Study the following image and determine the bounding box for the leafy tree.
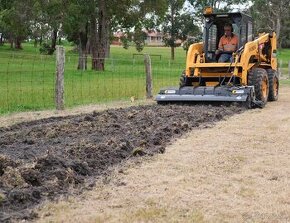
[0,0,34,49]
[249,0,290,48]
[29,0,46,47]
[88,0,168,70]
[162,0,201,60]
[37,0,68,54]
[280,15,290,48]
[121,35,130,49]
[178,13,202,42]
[188,0,248,22]
[182,33,203,52]
[133,27,147,52]
[188,0,248,11]
[62,1,91,70]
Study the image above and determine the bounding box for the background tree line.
[0,0,289,70]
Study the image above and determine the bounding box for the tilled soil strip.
[0,104,244,222]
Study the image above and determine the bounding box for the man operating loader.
[216,23,238,62]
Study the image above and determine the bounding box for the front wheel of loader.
[248,68,269,106]
[179,71,192,88]
[266,69,279,101]
[179,72,186,88]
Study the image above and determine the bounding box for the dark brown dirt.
[0,104,245,222]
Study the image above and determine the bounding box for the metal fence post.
[144,54,153,99]
[55,46,65,110]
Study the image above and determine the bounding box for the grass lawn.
[280,79,290,86]
[0,42,289,114]
[0,43,186,114]
[277,49,290,67]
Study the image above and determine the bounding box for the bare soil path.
[0,100,244,222]
[36,87,290,223]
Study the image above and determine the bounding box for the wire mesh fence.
[1,47,288,115]
[62,53,182,107]
[0,52,55,114]
[0,49,184,114]
[278,59,290,79]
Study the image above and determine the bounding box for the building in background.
[144,30,164,46]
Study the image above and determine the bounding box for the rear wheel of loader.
[248,68,269,106]
[266,69,279,101]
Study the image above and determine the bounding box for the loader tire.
[179,72,192,87]
[248,68,269,106]
[266,69,279,101]
[179,72,186,88]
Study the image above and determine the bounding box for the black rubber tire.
[248,68,269,106]
[179,72,186,88]
[266,69,279,101]
[179,71,192,87]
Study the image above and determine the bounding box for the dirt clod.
[0,192,5,204]
[0,155,18,176]
[132,147,146,156]
[1,167,27,188]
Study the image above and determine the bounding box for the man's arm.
[234,35,239,51]
[216,37,223,54]
[218,37,223,51]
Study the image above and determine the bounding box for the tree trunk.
[96,0,107,71]
[171,46,175,60]
[78,29,88,70]
[40,35,43,46]
[15,37,22,50]
[276,17,281,48]
[86,39,91,54]
[78,45,87,70]
[106,42,110,58]
[49,29,58,55]
[51,29,58,49]
[105,22,111,58]
[90,13,98,70]
[34,38,38,48]
[0,35,3,46]
[9,35,14,48]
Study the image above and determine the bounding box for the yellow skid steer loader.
[156,8,279,108]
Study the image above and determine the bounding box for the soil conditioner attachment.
[157,85,255,103]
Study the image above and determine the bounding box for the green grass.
[277,49,290,68]
[280,79,290,86]
[1,43,289,115]
[0,43,186,114]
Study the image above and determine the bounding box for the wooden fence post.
[144,54,153,99]
[55,46,65,110]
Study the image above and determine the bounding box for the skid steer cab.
[156,7,279,108]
